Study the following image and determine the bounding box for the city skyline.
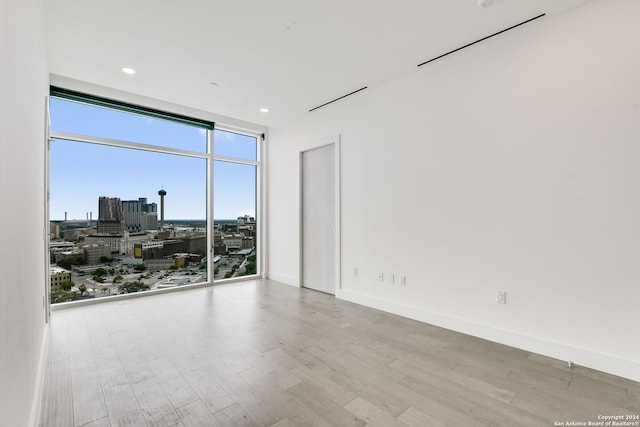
[50,192,254,223]
[49,98,257,220]
[49,183,255,221]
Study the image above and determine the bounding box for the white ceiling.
[44,0,591,128]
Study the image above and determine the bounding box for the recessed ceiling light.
[478,0,502,7]
[260,108,269,113]
[121,67,136,75]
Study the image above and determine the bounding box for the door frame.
[298,135,341,294]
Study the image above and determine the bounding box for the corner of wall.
[29,324,50,427]
[267,272,299,287]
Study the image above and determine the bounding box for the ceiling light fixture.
[478,0,503,7]
[121,67,136,75]
[260,108,269,113]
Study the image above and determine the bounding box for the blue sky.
[49,98,256,220]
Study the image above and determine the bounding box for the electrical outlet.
[378,272,384,282]
[388,273,395,284]
[400,275,407,286]
[496,291,507,304]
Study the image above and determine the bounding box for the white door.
[301,144,335,294]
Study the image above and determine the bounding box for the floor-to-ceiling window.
[47,89,260,304]
[213,130,259,279]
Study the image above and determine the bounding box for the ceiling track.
[417,13,546,68]
[309,86,368,112]
[307,13,544,114]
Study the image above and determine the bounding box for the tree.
[94,267,107,277]
[168,264,178,270]
[56,259,72,270]
[50,285,74,304]
[78,283,87,294]
[61,280,74,291]
[113,275,123,283]
[118,281,150,294]
[213,266,219,275]
[133,264,146,272]
[56,256,85,270]
[100,256,113,263]
[245,261,256,275]
[200,263,207,270]
[224,272,233,279]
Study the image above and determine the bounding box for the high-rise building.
[237,215,256,237]
[50,221,61,239]
[140,198,157,213]
[141,212,158,231]
[122,199,142,232]
[140,198,157,231]
[97,197,124,235]
[101,196,159,234]
[139,197,158,231]
[98,196,121,221]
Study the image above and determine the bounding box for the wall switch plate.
[496,291,507,304]
[378,272,384,282]
[400,275,407,286]
[353,267,358,277]
[388,273,395,284]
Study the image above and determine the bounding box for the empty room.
[1,0,639,426]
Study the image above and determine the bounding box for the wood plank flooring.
[39,279,640,426]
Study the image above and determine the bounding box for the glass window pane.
[50,98,207,152]
[214,129,257,161]
[49,139,207,303]
[213,160,257,279]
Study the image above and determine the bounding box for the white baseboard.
[267,272,298,287]
[29,323,49,427]
[336,289,640,383]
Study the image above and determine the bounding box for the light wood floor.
[40,279,639,427]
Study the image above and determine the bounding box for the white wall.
[0,0,49,425]
[267,0,640,381]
